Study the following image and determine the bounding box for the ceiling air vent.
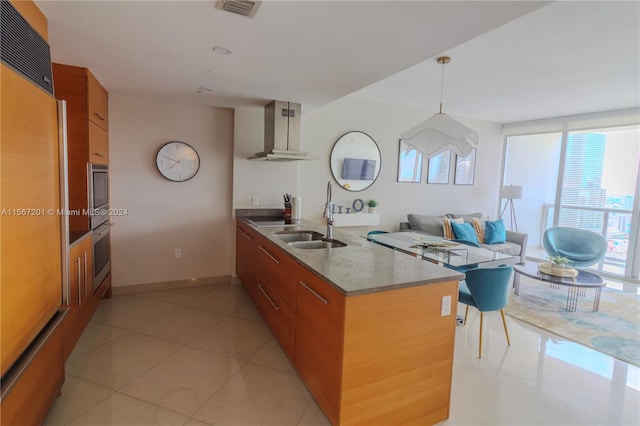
[215,0,261,18]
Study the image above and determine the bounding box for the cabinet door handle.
[94,112,106,121]
[237,228,252,240]
[83,252,88,298]
[257,283,280,311]
[94,153,106,157]
[258,245,280,265]
[77,257,82,306]
[97,223,114,236]
[299,281,329,304]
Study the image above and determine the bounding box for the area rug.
[504,275,640,366]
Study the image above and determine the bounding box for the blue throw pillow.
[450,222,479,245]
[485,219,507,244]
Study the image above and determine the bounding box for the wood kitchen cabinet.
[253,234,297,312]
[251,267,296,359]
[88,120,109,163]
[236,222,255,287]
[235,219,459,425]
[236,222,296,360]
[52,63,110,232]
[52,63,109,163]
[61,234,93,360]
[295,266,345,425]
[86,70,109,130]
[295,267,459,425]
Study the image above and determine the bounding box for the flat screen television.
[342,158,376,180]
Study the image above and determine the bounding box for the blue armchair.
[542,227,607,268]
[459,265,513,358]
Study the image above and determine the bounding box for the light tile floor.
[44,283,639,425]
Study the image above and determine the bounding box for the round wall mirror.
[330,131,381,192]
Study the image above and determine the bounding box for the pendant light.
[401,56,478,158]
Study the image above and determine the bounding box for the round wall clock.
[155,141,200,182]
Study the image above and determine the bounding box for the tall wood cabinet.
[1,1,65,423]
[53,63,112,361]
[52,63,109,232]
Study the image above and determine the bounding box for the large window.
[558,127,639,276]
[503,124,640,280]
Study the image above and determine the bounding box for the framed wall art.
[454,148,476,185]
[397,140,423,183]
[427,151,451,184]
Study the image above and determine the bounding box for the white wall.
[297,96,505,233]
[230,96,505,234]
[109,93,233,287]
[503,133,562,246]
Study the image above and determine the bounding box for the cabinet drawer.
[254,237,296,311]
[87,70,108,129]
[252,270,295,360]
[89,121,109,164]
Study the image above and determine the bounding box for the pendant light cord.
[439,60,446,114]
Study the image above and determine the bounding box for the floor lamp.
[499,185,523,231]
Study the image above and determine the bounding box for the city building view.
[504,125,639,278]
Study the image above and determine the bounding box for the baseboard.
[111,275,234,296]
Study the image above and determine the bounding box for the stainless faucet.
[323,181,334,239]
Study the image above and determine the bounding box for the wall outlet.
[175,248,182,259]
[252,195,259,206]
[441,295,452,316]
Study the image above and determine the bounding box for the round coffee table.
[513,263,606,312]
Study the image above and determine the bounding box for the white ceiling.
[37,1,639,124]
[353,1,640,124]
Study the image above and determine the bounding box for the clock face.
[155,141,200,182]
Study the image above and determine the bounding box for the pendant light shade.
[401,113,478,157]
[401,56,478,158]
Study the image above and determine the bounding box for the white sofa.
[399,212,528,264]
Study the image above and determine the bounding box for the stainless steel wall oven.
[89,163,109,230]
[93,222,112,291]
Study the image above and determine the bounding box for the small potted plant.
[367,199,378,214]
[548,255,571,274]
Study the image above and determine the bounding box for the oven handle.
[94,222,114,240]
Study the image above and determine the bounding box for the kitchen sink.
[288,239,347,250]
[273,230,324,243]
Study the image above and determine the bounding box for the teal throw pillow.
[485,219,507,244]
[450,222,479,245]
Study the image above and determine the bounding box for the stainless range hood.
[249,100,316,161]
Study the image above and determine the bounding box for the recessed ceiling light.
[212,46,233,55]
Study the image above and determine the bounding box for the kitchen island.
[236,215,463,426]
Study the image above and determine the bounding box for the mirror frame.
[330,131,381,192]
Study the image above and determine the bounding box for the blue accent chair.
[459,265,513,358]
[542,227,608,268]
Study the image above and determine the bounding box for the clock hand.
[162,155,179,163]
[169,160,181,170]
